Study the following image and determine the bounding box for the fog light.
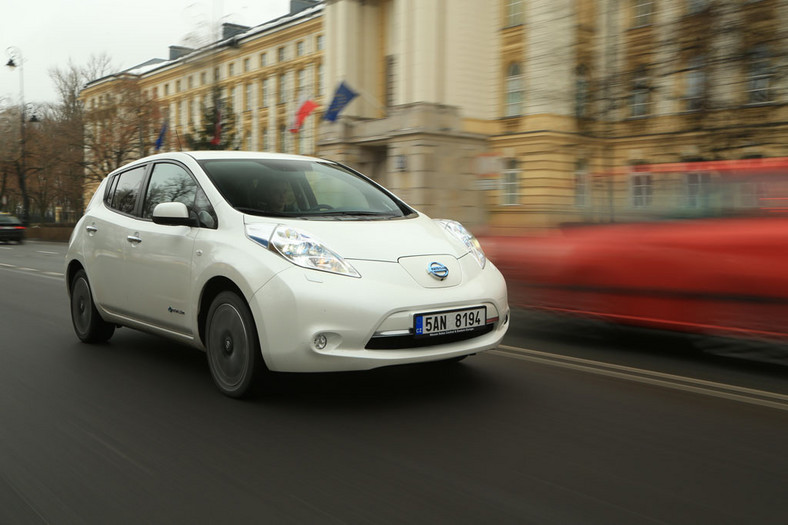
[314,334,328,350]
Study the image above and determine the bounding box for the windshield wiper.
[307,211,399,218]
[234,207,291,218]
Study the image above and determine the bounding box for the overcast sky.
[2,0,291,106]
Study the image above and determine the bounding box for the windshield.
[198,159,415,220]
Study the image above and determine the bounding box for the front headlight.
[246,223,360,278]
[436,219,487,269]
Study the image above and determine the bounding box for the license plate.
[414,307,486,337]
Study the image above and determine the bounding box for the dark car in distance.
[0,214,25,244]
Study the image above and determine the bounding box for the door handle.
[86,225,98,233]
[127,235,143,244]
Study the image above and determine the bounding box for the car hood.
[245,215,468,262]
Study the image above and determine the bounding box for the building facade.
[81,0,788,233]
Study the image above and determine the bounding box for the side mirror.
[152,202,196,226]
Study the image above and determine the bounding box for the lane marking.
[36,250,61,255]
[0,263,64,280]
[493,345,788,412]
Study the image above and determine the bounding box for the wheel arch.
[66,259,86,294]
[197,276,247,347]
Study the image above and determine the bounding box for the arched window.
[505,63,523,117]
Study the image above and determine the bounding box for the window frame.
[630,172,653,208]
[500,159,520,206]
[105,165,148,217]
[505,62,524,118]
[633,0,653,27]
[505,0,524,27]
[141,161,217,229]
[630,67,650,117]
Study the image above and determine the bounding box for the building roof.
[83,1,323,91]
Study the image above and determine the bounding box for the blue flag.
[155,121,168,151]
[323,81,358,122]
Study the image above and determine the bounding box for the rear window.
[0,215,21,225]
[198,159,414,220]
[106,166,147,215]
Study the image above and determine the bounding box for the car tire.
[205,291,262,398]
[70,269,115,343]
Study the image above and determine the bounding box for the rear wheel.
[70,269,115,343]
[205,291,262,398]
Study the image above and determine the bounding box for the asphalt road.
[1,241,787,524]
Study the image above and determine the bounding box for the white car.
[66,151,509,397]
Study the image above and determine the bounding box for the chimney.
[290,0,319,14]
[169,46,194,60]
[222,22,251,40]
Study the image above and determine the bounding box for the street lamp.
[5,46,31,225]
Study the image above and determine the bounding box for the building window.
[279,75,286,104]
[243,58,250,72]
[214,67,220,81]
[245,83,252,111]
[201,72,207,85]
[297,41,304,56]
[686,56,706,111]
[260,52,267,67]
[188,76,194,89]
[164,84,169,96]
[278,46,286,62]
[316,35,324,51]
[280,124,288,153]
[386,56,395,107]
[630,66,650,117]
[688,0,707,14]
[175,80,182,93]
[685,172,710,208]
[506,0,524,26]
[748,45,771,104]
[575,161,589,207]
[505,63,523,117]
[262,128,269,151]
[501,159,520,205]
[633,0,653,27]
[630,173,653,207]
[228,63,235,77]
[297,69,306,99]
[262,78,270,108]
[575,65,589,118]
[317,63,324,97]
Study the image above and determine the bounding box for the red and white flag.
[289,98,318,133]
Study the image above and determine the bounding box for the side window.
[143,163,198,219]
[108,166,146,215]
[143,162,217,228]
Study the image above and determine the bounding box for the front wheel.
[205,291,263,398]
[70,269,115,343]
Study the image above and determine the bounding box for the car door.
[123,161,210,335]
[83,165,148,316]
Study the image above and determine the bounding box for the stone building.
[81,0,788,233]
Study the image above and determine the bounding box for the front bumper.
[248,256,509,372]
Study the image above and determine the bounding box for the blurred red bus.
[482,158,788,341]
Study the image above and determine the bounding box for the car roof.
[132,151,327,165]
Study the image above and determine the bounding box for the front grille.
[365,324,494,350]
